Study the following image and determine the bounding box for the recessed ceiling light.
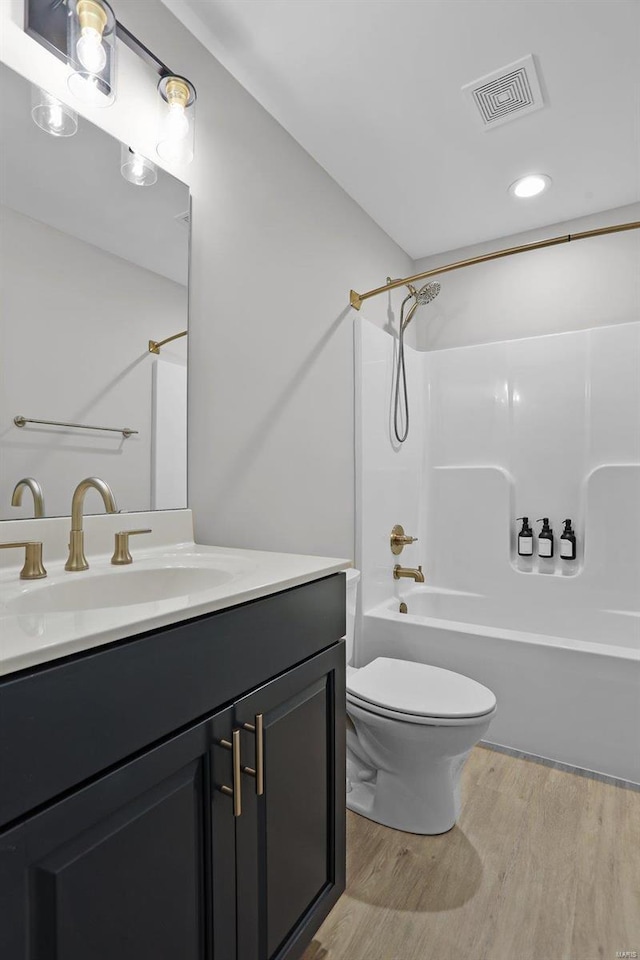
[509,174,552,199]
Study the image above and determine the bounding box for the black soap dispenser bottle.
[536,518,554,558]
[560,519,577,560]
[516,517,534,557]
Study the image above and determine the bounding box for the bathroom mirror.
[0,63,189,520]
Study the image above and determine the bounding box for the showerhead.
[401,280,441,331]
[415,280,441,305]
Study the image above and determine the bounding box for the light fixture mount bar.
[25,0,181,80]
[24,0,68,64]
[115,20,170,78]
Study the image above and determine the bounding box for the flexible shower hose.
[393,297,411,443]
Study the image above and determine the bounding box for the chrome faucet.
[65,477,118,572]
[393,564,425,583]
[11,477,45,518]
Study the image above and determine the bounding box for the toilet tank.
[344,568,360,664]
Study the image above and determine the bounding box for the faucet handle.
[111,529,152,565]
[390,524,418,555]
[0,541,47,580]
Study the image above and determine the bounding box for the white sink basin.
[0,510,349,678]
[4,566,234,614]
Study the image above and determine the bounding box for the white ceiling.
[163,0,640,258]
[0,63,190,285]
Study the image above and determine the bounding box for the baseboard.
[479,739,640,792]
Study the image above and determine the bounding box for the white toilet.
[344,569,497,835]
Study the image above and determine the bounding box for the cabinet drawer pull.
[218,729,242,817]
[241,714,264,796]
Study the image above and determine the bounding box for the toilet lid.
[346,657,496,719]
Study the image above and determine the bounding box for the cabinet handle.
[218,729,242,817]
[241,714,264,796]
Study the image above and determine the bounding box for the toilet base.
[346,701,495,835]
[347,785,457,835]
[347,746,466,835]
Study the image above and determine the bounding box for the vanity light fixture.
[121,144,157,186]
[509,174,552,199]
[67,0,116,107]
[24,0,197,164]
[31,85,78,136]
[156,75,196,164]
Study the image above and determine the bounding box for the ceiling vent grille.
[462,55,544,129]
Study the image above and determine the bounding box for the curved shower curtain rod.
[349,219,640,311]
[148,330,188,354]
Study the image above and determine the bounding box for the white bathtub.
[361,588,640,783]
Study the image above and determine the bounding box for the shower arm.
[349,220,640,311]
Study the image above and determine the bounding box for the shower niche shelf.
[511,554,583,578]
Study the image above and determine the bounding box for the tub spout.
[393,564,425,583]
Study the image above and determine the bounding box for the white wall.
[413,203,640,351]
[0,0,412,559]
[172,14,412,560]
[0,205,186,518]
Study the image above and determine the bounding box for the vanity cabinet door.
[234,641,346,960]
[0,708,236,960]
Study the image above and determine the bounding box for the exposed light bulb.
[121,144,158,186]
[131,155,145,179]
[156,76,195,164]
[165,102,189,141]
[76,26,107,73]
[48,102,64,133]
[67,1,115,106]
[31,87,78,137]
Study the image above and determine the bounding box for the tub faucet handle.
[390,524,418,555]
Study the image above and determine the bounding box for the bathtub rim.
[366,597,639,662]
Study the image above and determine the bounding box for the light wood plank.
[304,746,639,960]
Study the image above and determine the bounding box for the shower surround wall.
[356,317,640,780]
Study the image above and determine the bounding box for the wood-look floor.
[303,745,640,960]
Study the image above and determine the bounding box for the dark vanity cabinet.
[0,574,346,960]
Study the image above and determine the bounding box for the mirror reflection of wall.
[0,63,190,520]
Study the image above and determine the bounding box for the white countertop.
[0,510,350,677]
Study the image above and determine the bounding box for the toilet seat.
[346,657,497,725]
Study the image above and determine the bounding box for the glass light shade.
[31,87,78,137]
[121,145,158,186]
[67,0,116,107]
[156,76,196,165]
